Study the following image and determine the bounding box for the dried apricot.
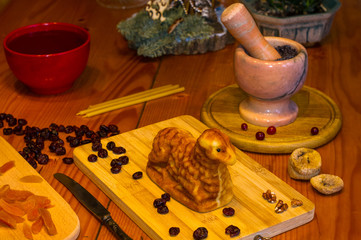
[0,161,15,175]
[23,222,33,240]
[0,198,26,217]
[4,188,34,202]
[31,217,44,234]
[39,208,57,235]
[0,209,17,228]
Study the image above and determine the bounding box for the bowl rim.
[3,22,90,57]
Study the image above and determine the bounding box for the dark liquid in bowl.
[7,30,86,55]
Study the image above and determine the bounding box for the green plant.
[254,0,326,17]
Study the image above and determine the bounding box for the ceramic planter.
[241,0,341,46]
[234,36,308,127]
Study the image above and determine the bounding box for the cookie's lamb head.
[197,128,236,165]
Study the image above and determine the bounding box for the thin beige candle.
[77,85,180,116]
[82,87,185,117]
[88,84,178,109]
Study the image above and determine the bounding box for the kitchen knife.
[54,173,132,240]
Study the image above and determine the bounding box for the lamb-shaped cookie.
[147,127,236,212]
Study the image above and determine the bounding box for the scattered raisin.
[118,156,129,165]
[37,154,49,165]
[62,157,74,164]
[225,225,240,237]
[222,207,235,216]
[132,171,143,179]
[161,193,171,202]
[193,227,208,240]
[110,166,121,174]
[241,123,248,131]
[97,148,108,158]
[106,141,116,150]
[157,205,169,214]
[88,154,98,162]
[112,146,126,155]
[153,198,166,208]
[169,227,180,236]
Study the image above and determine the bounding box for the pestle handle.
[221,3,281,61]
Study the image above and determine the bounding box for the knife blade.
[54,173,132,240]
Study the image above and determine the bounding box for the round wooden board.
[201,84,342,154]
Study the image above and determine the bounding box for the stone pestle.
[221,3,281,61]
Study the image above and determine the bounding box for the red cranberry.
[311,127,319,135]
[267,126,276,135]
[169,227,180,236]
[255,131,265,140]
[241,123,248,131]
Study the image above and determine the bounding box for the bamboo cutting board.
[73,115,314,240]
[0,137,80,240]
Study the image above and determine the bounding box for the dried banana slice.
[310,174,344,195]
[288,148,321,180]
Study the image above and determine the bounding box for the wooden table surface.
[0,0,360,239]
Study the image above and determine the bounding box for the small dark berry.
[132,171,143,180]
[157,205,169,214]
[193,227,208,240]
[88,154,98,162]
[241,123,248,131]
[110,166,121,174]
[161,193,171,202]
[225,225,240,237]
[98,148,108,158]
[112,146,126,155]
[311,127,319,135]
[255,131,265,140]
[153,198,166,208]
[169,227,180,236]
[62,157,74,164]
[222,207,235,216]
[267,126,276,135]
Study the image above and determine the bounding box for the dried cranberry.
[88,154,98,162]
[267,126,276,135]
[157,205,169,214]
[193,227,208,240]
[161,193,171,202]
[311,127,319,135]
[132,171,143,180]
[118,156,129,165]
[110,166,121,174]
[169,227,180,236]
[98,149,108,158]
[112,146,126,155]
[63,157,74,164]
[241,123,248,131]
[153,198,166,208]
[106,141,116,150]
[225,225,240,237]
[255,131,265,140]
[222,207,235,216]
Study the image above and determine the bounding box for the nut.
[274,200,288,213]
[262,189,276,203]
[291,198,303,207]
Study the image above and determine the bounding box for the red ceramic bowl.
[3,22,90,95]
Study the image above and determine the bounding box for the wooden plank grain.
[73,115,314,240]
